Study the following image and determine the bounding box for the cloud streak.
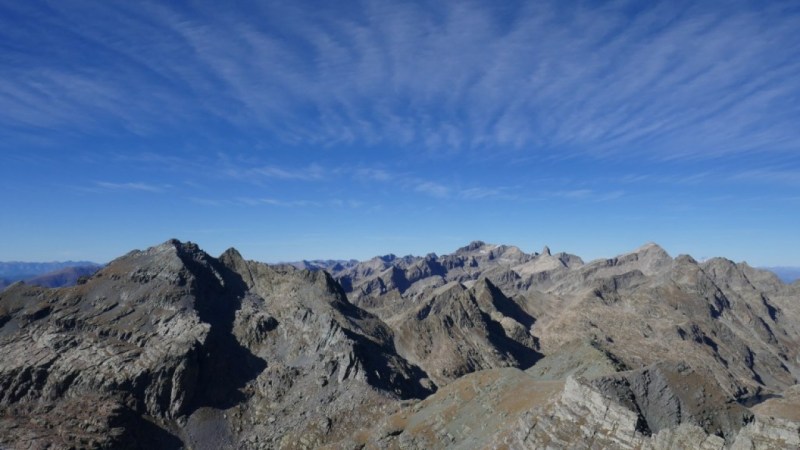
[226,164,328,182]
[414,181,450,199]
[236,197,321,208]
[94,181,166,193]
[1,1,798,161]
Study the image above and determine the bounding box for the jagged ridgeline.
[1,240,799,449]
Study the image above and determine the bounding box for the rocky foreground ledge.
[1,240,799,449]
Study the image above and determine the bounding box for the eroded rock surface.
[0,240,431,449]
[2,239,799,449]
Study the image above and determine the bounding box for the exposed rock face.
[1,239,799,449]
[370,363,794,449]
[329,241,582,310]
[368,367,674,449]
[0,240,431,449]
[366,368,566,449]
[0,241,214,423]
[319,241,800,399]
[588,361,752,440]
[733,385,800,449]
[388,279,540,386]
[221,251,433,448]
[526,339,628,380]
[314,241,800,448]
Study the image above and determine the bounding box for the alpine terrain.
[1,239,799,449]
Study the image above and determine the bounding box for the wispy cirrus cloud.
[226,163,328,182]
[353,168,393,182]
[459,187,503,200]
[351,165,517,201]
[728,168,800,186]
[236,197,321,208]
[414,181,450,199]
[1,1,798,161]
[108,152,329,183]
[612,165,800,188]
[233,196,365,208]
[94,181,167,193]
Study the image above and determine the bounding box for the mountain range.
[1,240,798,449]
[0,261,102,291]
[763,267,800,284]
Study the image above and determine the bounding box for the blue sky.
[1,0,799,265]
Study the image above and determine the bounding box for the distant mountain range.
[286,255,800,285]
[0,261,102,290]
[762,266,800,283]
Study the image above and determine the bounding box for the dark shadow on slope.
[595,363,754,442]
[315,271,436,398]
[176,250,267,412]
[388,266,411,294]
[114,410,184,450]
[479,311,543,370]
[737,392,781,407]
[588,376,653,435]
[341,328,436,399]
[761,294,779,322]
[337,275,353,292]
[482,280,536,329]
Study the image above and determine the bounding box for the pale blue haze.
[1,0,799,265]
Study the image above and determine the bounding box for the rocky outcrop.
[360,239,800,409]
[365,368,565,449]
[0,240,432,449]
[334,240,800,449]
[527,339,628,380]
[365,368,658,449]
[222,255,434,448]
[588,361,753,441]
[326,241,581,312]
[731,384,800,449]
[367,363,793,449]
[0,241,215,423]
[388,279,540,386]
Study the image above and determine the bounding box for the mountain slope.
[0,240,432,449]
[316,241,800,404]
[2,239,799,449]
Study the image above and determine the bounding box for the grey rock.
[3,239,800,449]
[0,240,431,449]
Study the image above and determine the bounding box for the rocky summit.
[1,240,799,449]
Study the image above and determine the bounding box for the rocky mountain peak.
[219,246,244,262]
[456,240,488,254]
[632,242,669,257]
[542,245,552,256]
[0,240,440,448]
[379,253,397,263]
[158,238,205,258]
[219,247,254,288]
[593,241,673,277]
